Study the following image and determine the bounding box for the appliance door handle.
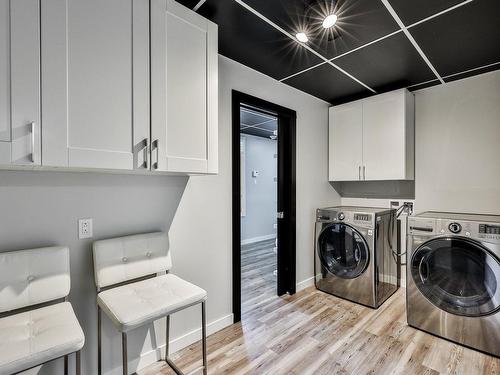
[358,166,361,180]
[419,258,429,284]
[363,166,366,180]
[30,122,36,163]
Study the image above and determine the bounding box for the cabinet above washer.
[329,89,414,182]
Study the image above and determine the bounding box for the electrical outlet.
[78,218,93,239]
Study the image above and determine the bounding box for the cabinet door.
[151,0,218,173]
[0,0,41,166]
[329,102,363,181]
[362,90,408,180]
[41,0,150,170]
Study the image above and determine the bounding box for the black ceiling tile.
[334,32,436,93]
[240,110,275,126]
[198,0,323,80]
[241,127,274,138]
[407,79,441,92]
[282,63,371,104]
[444,65,500,84]
[388,0,464,26]
[258,122,278,132]
[243,0,399,59]
[409,0,500,77]
[175,0,200,10]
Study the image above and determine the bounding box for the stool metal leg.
[122,332,128,375]
[98,306,102,375]
[165,314,170,360]
[202,301,207,375]
[164,301,208,375]
[64,355,69,375]
[76,350,81,375]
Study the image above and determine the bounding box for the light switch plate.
[78,218,93,239]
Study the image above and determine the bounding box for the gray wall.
[240,134,277,242]
[414,69,500,214]
[0,55,338,374]
[0,171,188,374]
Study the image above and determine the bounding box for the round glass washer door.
[317,223,369,279]
[411,236,500,317]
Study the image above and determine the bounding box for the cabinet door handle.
[30,122,36,163]
[358,166,361,180]
[141,138,149,169]
[152,139,159,170]
[363,166,366,180]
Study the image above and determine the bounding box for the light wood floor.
[241,239,276,315]
[139,285,499,375]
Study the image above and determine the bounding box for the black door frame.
[232,90,296,323]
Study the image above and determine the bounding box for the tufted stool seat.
[0,246,84,375]
[97,273,206,332]
[0,302,85,374]
[93,232,208,375]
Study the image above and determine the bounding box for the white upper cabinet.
[151,0,218,174]
[41,0,150,170]
[329,89,414,181]
[328,102,363,181]
[0,0,41,166]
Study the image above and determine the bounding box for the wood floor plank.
[138,239,500,375]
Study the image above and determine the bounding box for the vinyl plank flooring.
[139,286,500,375]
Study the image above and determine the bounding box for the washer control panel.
[409,216,500,243]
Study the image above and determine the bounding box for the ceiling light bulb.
[322,14,337,28]
[295,32,308,43]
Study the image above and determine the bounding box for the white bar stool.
[0,246,84,375]
[92,232,207,375]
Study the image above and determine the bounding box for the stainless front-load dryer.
[407,212,500,357]
[314,206,398,308]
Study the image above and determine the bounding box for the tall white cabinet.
[0,0,41,166]
[329,89,414,181]
[151,0,218,174]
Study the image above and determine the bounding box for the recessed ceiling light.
[295,32,308,43]
[322,14,338,28]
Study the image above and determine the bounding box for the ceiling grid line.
[232,0,377,93]
[279,0,473,84]
[380,0,445,84]
[406,0,473,29]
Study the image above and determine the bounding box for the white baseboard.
[241,234,276,245]
[296,276,315,292]
[106,314,233,375]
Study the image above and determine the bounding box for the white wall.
[0,55,337,375]
[168,54,339,359]
[414,69,500,214]
[0,171,188,375]
[240,134,277,243]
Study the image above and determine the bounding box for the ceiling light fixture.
[322,14,337,28]
[295,32,308,43]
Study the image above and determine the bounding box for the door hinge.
[277,211,284,219]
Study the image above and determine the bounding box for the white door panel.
[151,0,218,174]
[329,102,363,181]
[0,0,40,166]
[362,91,406,180]
[41,0,149,170]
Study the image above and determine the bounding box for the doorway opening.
[232,91,296,323]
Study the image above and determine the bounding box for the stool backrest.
[0,246,70,313]
[93,232,171,290]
